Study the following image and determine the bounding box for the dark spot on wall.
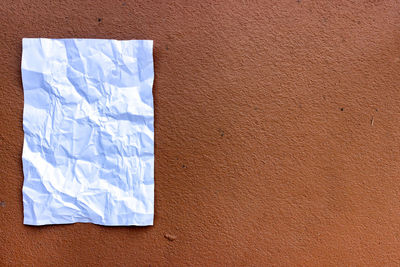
[182,164,186,168]
[98,18,102,22]
[340,108,344,111]
[0,201,5,207]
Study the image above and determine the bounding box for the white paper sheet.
[21,38,154,226]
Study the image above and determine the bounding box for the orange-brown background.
[1,1,400,265]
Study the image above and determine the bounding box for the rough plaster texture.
[1,0,400,266]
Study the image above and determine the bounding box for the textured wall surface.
[1,1,400,266]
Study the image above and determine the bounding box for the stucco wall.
[1,1,400,265]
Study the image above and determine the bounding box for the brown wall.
[1,1,400,266]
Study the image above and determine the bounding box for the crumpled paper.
[21,38,154,226]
